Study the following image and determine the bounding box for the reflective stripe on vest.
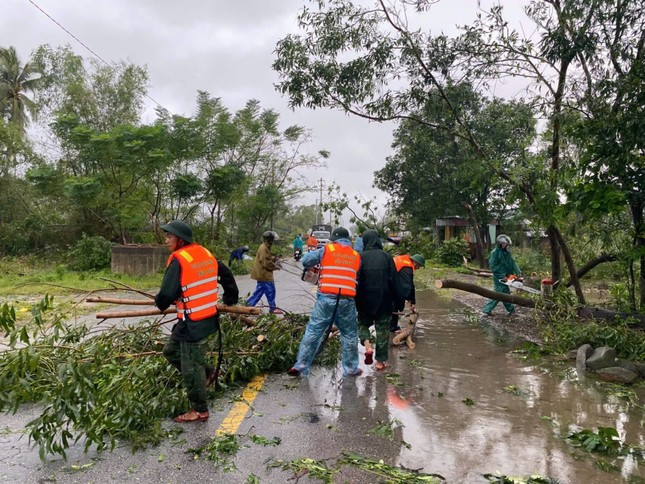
[167,244,219,321]
[394,254,414,272]
[319,243,360,297]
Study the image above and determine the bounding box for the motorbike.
[293,247,302,262]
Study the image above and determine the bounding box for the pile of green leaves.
[338,452,444,483]
[566,427,622,454]
[0,296,338,460]
[269,452,444,483]
[482,474,559,484]
[537,292,645,361]
[269,457,337,483]
[187,433,239,471]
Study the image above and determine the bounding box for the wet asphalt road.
[1,258,644,483]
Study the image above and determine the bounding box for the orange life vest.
[394,254,415,272]
[167,244,219,321]
[319,243,360,297]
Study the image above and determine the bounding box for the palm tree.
[0,46,41,133]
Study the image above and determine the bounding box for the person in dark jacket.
[355,229,400,371]
[155,220,239,423]
[228,245,250,267]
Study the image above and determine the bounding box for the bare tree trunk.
[546,226,561,284]
[215,203,222,241]
[552,227,585,304]
[629,198,644,309]
[435,279,535,307]
[463,203,485,269]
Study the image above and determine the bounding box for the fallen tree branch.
[87,297,159,305]
[434,279,536,307]
[565,253,618,287]
[95,305,261,319]
[98,278,155,299]
[462,257,492,277]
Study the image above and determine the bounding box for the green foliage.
[67,234,112,271]
[268,457,336,483]
[437,239,469,266]
[338,452,444,483]
[0,297,339,460]
[396,232,435,260]
[608,283,632,312]
[511,248,550,277]
[367,419,402,441]
[250,434,281,446]
[187,433,239,470]
[541,318,645,361]
[566,427,621,454]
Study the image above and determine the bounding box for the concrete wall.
[111,245,168,276]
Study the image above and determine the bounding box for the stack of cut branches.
[0,294,338,460]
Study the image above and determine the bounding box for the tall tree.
[273,0,642,303]
[0,46,41,133]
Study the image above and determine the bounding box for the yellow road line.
[216,374,267,435]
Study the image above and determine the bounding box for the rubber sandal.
[364,351,373,365]
[375,362,388,371]
[173,410,209,423]
[348,368,363,377]
[287,367,300,377]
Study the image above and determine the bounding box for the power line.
[25,0,170,114]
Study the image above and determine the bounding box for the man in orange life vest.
[391,253,425,332]
[288,227,362,377]
[155,220,239,423]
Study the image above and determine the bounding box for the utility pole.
[317,178,324,225]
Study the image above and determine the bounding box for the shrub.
[396,232,435,260]
[437,238,469,266]
[67,234,112,271]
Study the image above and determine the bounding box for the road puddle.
[318,289,645,482]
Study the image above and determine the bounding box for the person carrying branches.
[155,220,239,423]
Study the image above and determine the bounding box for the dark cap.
[330,227,350,241]
[160,220,193,243]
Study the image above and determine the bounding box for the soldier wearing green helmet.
[391,253,425,332]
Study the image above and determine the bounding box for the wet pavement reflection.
[340,288,645,482]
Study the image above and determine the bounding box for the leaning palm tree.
[0,46,41,133]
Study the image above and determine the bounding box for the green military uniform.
[156,257,239,412]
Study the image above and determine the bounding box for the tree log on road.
[435,279,536,307]
[95,305,260,319]
[435,279,645,327]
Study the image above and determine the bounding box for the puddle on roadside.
[312,289,645,482]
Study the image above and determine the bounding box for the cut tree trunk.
[435,279,645,327]
[434,279,535,307]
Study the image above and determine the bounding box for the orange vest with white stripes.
[319,243,360,297]
[167,244,219,321]
[394,254,415,272]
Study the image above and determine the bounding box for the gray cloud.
[2,0,528,212]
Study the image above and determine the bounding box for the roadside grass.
[0,256,161,298]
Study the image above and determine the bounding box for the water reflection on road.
[315,288,644,482]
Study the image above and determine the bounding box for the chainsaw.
[500,275,540,295]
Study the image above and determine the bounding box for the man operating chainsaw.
[482,234,522,316]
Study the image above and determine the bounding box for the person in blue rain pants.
[288,227,362,377]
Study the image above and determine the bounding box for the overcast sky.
[2,0,529,212]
